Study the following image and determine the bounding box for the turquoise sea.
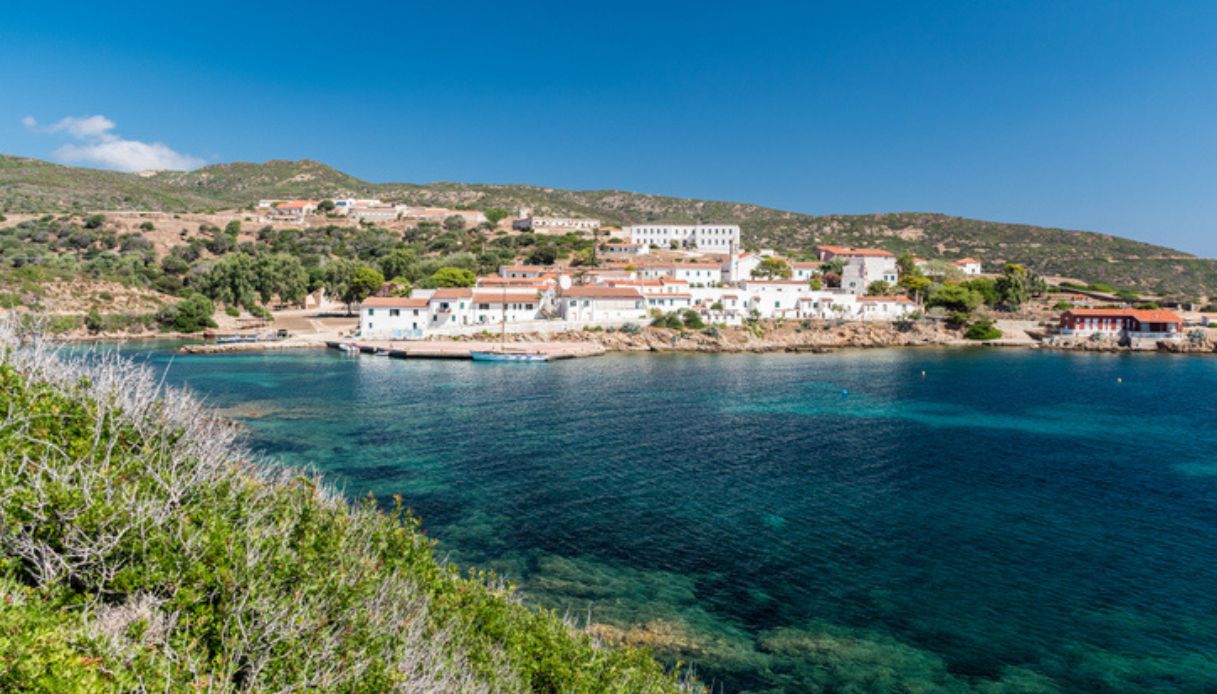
[108,344,1217,692]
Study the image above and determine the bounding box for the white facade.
[645,293,692,311]
[952,258,983,276]
[515,216,601,232]
[791,262,821,282]
[557,287,648,322]
[738,280,814,317]
[627,224,741,252]
[360,297,431,339]
[602,242,649,255]
[841,256,899,295]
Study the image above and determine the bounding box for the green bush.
[680,309,705,329]
[0,331,689,693]
[619,322,641,335]
[225,305,240,317]
[964,319,1003,340]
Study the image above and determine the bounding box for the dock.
[325,340,605,360]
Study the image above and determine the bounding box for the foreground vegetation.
[0,325,691,692]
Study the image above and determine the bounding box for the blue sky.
[2,1,1215,255]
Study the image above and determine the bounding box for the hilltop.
[1,154,1214,299]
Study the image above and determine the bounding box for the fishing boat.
[471,350,549,363]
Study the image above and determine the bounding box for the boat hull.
[470,351,549,363]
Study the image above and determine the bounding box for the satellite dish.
[558,274,573,290]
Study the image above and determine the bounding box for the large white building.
[627,224,741,252]
[557,286,648,323]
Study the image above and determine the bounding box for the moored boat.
[471,350,549,363]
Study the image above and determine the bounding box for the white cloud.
[22,114,204,172]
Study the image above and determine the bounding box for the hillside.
[0,325,690,692]
[1,154,1213,299]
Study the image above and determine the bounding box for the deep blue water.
[108,344,1217,692]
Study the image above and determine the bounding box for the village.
[227,198,1203,357]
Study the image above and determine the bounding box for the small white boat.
[337,342,359,354]
[471,350,549,363]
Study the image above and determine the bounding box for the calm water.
[107,344,1217,692]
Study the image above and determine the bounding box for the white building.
[627,224,741,252]
[951,258,983,276]
[399,207,487,225]
[602,241,649,256]
[856,296,918,321]
[645,292,693,311]
[557,286,648,323]
[791,261,821,282]
[514,216,601,233]
[498,265,555,279]
[738,279,814,318]
[360,296,431,339]
[469,290,546,325]
[722,251,761,284]
[269,200,319,221]
[839,254,899,295]
[349,205,399,222]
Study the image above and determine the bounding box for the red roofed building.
[1059,308,1183,339]
[816,245,896,261]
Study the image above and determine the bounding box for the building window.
[367,309,375,316]
[390,309,400,317]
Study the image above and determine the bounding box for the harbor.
[324,339,605,360]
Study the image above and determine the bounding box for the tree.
[254,253,308,307]
[752,257,793,279]
[84,214,106,229]
[427,267,476,288]
[808,275,823,290]
[927,284,982,313]
[157,293,216,333]
[484,207,510,225]
[961,277,999,306]
[318,200,336,213]
[896,252,922,278]
[443,215,466,233]
[387,278,414,297]
[866,280,892,296]
[964,319,1003,340]
[571,247,598,267]
[378,248,421,283]
[994,263,1031,310]
[526,245,558,266]
[898,275,932,302]
[322,258,368,314]
[224,220,241,240]
[341,267,384,314]
[198,253,259,309]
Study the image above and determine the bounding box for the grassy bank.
[0,326,692,692]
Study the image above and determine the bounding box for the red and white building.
[1058,309,1183,340]
[951,257,983,276]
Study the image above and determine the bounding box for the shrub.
[619,322,641,335]
[680,309,705,329]
[964,319,1003,340]
[225,305,240,317]
[248,304,273,320]
[0,325,690,693]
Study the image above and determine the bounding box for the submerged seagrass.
[0,326,690,692]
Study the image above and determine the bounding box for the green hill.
[0,326,690,692]
[1,154,1213,299]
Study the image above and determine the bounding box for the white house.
[627,224,741,252]
[951,257,983,275]
[797,293,860,320]
[840,255,900,295]
[856,295,918,321]
[514,216,601,233]
[645,292,693,311]
[427,288,475,330]
[602,241,649,256]
[468,290,545,325]
[557,286,648,323]
[360,296,431,339]
[722,251,761,284]
[269,200,319,221]
[791,261,821,282]
[738,279,814,318]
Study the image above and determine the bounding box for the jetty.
[325,340,605,360]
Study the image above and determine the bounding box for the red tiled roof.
[471,291,542,304]
[361,296,429,308]
[275,200,318,209]
[560,286,644,299]
[817,245,895,258]
[953,257,980,264]
[430,288,473,299]
[858,295,914,303]
[1063,308,1182,322]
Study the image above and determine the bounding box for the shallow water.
[111,345,1217,692]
